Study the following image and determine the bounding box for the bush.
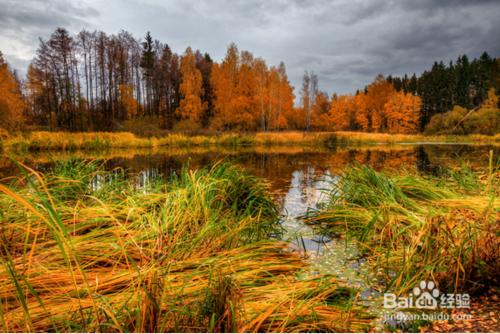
[425,105,500,135]
[463,107,500,135]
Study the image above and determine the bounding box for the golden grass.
[333,131,500,144]
[306,163,500,294]
[0,161,373,332]
[3,130,499,153]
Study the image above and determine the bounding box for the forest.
[1,27,499,136]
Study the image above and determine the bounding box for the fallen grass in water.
[306,160,499,295]
[0,160,372,332]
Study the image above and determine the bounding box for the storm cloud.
[0,0,498,94]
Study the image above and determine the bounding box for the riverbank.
[1,131,500,152]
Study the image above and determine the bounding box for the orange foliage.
[323,76,422,134]
[328,95,353,131]
[210,44,294,131]
[177,47,205,124]
[354,93,368,131]
[384,91,421,134]
[310,92,330,130]
[0,54,24,130]
[210,44,243,130]
[118,84,139,119]
[365,75,395,132]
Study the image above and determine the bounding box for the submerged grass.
[306,160,499,295]
[0,160,371,332]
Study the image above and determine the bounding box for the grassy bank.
[330,131,500,145]
[306,161,499,295]
[2,131,337,152]
[2,131,500,152]
[0,161,371,332]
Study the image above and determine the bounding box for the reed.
[5,131,500,152]
[0,160,372,332]
[331,131,500,144]
[306,163,499,295]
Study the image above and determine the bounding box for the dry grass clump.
[306,162,500,295]
[0,160,371,332]
[8,131,151,151]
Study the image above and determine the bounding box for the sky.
[0,0,499,95]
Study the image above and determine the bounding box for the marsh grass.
[6,131,500,153]
[0,160,371,332]
[306,162,499,295]
[329,131,500,145]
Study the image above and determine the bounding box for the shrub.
[425,101,500,135]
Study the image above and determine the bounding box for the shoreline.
[1,131,500,152]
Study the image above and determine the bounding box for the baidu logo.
[384,280,470,310]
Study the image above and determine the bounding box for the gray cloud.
[0,0,498,95]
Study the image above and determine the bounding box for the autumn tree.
[310,91,330,130]
[176,47,205,128]
[253,58,268,130]
[328,95,354,131]
[270,62,294,130]
[0,52,25,130]
[352,92,368,131]
[118,84,139,119]
[365,75,396,132]
[384,91,421,134]
[233,50,259,129]
[210,43,240,130]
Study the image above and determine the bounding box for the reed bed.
[0,160,371,332]
[4,131,500,153]
[306,162,499,295]
[331,131,500,144]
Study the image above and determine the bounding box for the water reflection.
[137,168,160,190]
[279,166,380,309]
[2,144,497,190]
[280,168,334,253]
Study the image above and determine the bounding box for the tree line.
[0,27,499,135]
[23,28,295,132]
[387,52,500,130]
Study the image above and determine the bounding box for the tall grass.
[331,131,500,145]
[5,131,500,152]
[0,160,371,332]
[306,163,499,295]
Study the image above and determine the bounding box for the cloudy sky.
[0,0,499,94]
